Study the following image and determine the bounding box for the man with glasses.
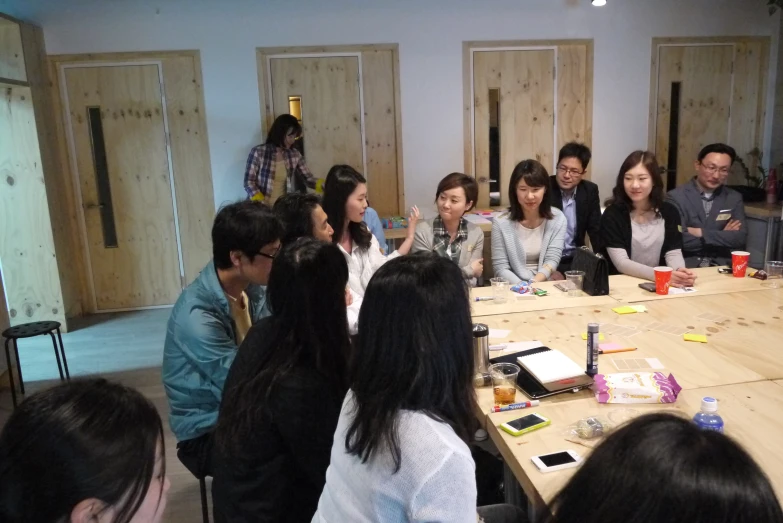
[667,143,747,268]
[549,142,602,272]
[163,200,283,483]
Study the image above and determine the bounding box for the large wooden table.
[473,271,783,514]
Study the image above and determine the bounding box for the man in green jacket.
[162,200,283,478]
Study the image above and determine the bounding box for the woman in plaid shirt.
[243,114,322,204]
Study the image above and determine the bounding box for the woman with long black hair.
[212,237,352,523]
[312,254,525,523]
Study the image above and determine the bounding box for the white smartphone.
[531,450,582,473]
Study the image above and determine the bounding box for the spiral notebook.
[490,346,593,398]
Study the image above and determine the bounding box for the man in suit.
[549,142,602,273]
[666,143,747,268]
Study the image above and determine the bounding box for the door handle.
[84,203,105,209]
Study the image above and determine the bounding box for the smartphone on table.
[638,282,656,293]
[499,413,550,436]
[531,449,582,473]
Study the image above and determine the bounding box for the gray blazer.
[491,208,567,284]
[413,218,484,287]
[666,179,747,267]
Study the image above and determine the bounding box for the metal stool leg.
[12,339,23,395]
[4,338,18,408]
[49,332,65,381]
[199,477,210,523]
[56,328,70,379]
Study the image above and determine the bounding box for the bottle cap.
[587,323,599,333]
[473,323,489,338]
[701,397,718,412]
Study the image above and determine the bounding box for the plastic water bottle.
[693,397,724,433]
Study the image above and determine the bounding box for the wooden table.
[486,381,783,510]
[471,281,619,317]
[609,266,772,303]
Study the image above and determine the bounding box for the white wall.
[4,0,777,215]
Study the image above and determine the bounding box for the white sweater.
[339,235,401,298]
[312,392,478,523]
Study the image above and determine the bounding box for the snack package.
[594,372,681,404]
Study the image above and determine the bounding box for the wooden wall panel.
[557,45,589,178]
[731,41,765,178]
[361,49,399,217]
[676,45,733,187]
[0,18,26,82]
[0,268,8,375]
[472,51,500,208]
[0,84,66,325]
[161,54,215,284]
[20,24,84,320]
[654,46,684,184]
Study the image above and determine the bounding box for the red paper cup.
[731,251,750,278]
[654,266,672,295]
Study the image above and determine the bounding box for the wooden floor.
[0,309,209,522]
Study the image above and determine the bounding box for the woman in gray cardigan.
[492,160,567,284]
[413,173,484,287]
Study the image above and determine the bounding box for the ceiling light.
[592,0,606,5]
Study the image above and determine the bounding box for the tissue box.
[594,372,681,404]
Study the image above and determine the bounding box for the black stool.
[2,321,70,407]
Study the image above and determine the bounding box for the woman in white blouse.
[322,165,419,297]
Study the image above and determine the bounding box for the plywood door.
[64,65,182,310]
[473,50,555,207]
[655,45,734,188]
[269,56,363,181]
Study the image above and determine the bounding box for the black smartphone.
[638,282,656,292]
[718,267,732,274]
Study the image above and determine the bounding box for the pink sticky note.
[599,343,622,351]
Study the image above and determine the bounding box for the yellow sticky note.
[581,333,606,341]
[630,305,648,313]
[684,333,708,343]
[612,306,638,315]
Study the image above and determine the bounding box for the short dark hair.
[0,379,164,523]
[212,200,283,270]
[507,159,553,221]
[697,143,737,165]
[557,142,592,171]
[605,150,665,215]
[435,172,479,212]
[345,254,475,472]
[542,413,783,523]
[265,114,302,148]
[216,237,351,454]
[323,164,373,250]
[272,193,323,245]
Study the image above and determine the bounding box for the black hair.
[216,237,351,453]
[557,142,592,171]
[0,378,165,523]
[697,143,737,165]
[605,150,665,215]
[435,172,479,212]
[212,200,283,270]
[541,413,783,523]
[507,159,554,221]
[272,192,323,245]
[265,114,302,148]
[322,164,373,250]
[345,254,475,472]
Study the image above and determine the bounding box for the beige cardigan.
[412,217,485,287]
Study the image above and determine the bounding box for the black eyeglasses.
[256,245,281,260]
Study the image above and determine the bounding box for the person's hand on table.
[724,219,742,231]
[471,258,484,278]
[687,227,703,237]
[671,268,697,288]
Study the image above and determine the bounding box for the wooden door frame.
[58,60,185,313]
[256,44,405,215]
[647,36,770,153]
[49,50,214,314]
[462,39,594,185]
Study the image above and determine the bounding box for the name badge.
[716,213,731,221]
[467,245,474,253]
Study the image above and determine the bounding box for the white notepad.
[517,349,584,384]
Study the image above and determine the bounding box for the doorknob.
[84,203,105,209]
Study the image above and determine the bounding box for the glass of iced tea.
[488,363,520,405]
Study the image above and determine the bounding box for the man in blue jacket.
[162,200,283,478]
[667,143,747,268]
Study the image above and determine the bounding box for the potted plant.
[729,148,772,202]
[768,0,783,14]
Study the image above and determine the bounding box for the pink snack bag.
[594,372,681,404]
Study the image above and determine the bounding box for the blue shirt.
[363,207,387,254]
[562,188,577,258]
